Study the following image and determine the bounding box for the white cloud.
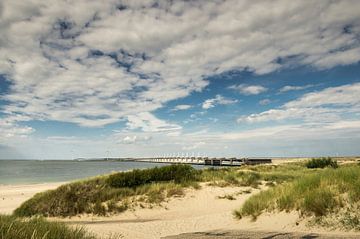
[3,118,360,159]
[0,0,360,132]
[202,94,238,109]
[279,84,314,92]
[239,82,360,123]
[182,141,206,151]
[229,84,267,95]
[171,104,192,111]
[121,135,152,144]
[0,117,34,141]
[259,99,271,105]
[126,112,182,132]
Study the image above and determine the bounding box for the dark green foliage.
[0,214,95,239]
[306,157,338,169]
[107,164,197,188]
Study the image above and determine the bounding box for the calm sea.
[0,160,188,185]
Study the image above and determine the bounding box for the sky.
[0,0,360,159]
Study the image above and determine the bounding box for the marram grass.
[235,164,360,230]
[0,214,95,239]
[14,163,309,217]
[14,165,199,217]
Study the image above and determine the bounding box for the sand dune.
[0,182,63,215]
[1,182,358,238]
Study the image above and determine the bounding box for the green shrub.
[0,214,95,239]
[306,157,338,169]
[107,164,197,188]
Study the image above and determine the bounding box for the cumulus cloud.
[259,99,271,105]
[229,84,268,95]
[0,117,34,141]
[182,141,206,151]
[126,112,182,132]
[221,120,360,144]
[121,135,152,144]
[171,104,192,111]
[202,94,238,109]
[239,82,360,123]
[279,84,314,92]
[0,0,360,132]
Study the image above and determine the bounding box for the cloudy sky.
[1,0,360,159]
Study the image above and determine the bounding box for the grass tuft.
[305,157,338,169]
[235,165,360,230]
[0,214,96,239]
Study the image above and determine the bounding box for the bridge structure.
[135,155,272,166]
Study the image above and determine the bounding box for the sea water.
[0,160,183,185]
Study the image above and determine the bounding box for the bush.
[0,214,95,239]
[107,164,197,188]
[306,157,338,169]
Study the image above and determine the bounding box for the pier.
[134,156,271,166]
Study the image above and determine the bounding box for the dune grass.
[107,164,198,187]
[235,164,360,230]
[305,157,338,169]
[14,163,309,218]
[12,159,360,231]
[14,165,199,217]
[0,214,96,239]
[200,163,306,187]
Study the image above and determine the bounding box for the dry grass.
[235,164,360,230]
[0,214,97,239]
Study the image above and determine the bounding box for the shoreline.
[0,182,64,215]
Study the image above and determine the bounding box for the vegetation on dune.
[200,163,306,187]
[14,158,360,231]
[107,164,198,187]
[305,157,338,169]
[14,162,309,217]
[14,165,199,217]
[235,164,360,230]
[0,214,96,239]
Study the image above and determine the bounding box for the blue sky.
[0,0,360,159]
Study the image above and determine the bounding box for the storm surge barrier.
[134,157,271,166]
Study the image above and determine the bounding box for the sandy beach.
[0,182,64,215]
[1,181,359,239]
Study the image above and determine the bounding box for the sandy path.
[66,185,261,238]
[0,182,64,214]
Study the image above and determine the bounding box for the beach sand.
[0,182,64,214]
[1,181,359,238]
